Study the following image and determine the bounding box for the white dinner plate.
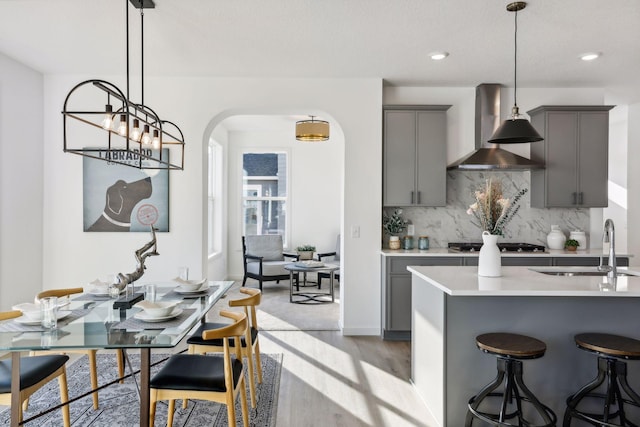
[15,310,72,326]
[89,289,111,296]
[174,284,209,294]
[134,308,183,323]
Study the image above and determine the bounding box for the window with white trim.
[242,151,288,246]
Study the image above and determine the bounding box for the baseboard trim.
[341,327,380,336]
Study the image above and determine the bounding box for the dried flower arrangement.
[467,178,528,236]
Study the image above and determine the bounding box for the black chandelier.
[488,2,543,144]
[62,0,184,171]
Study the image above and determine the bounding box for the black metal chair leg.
[564,358,608,426]
[466,360,506,426]
[513,361,556,426]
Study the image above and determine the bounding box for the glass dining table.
[0,280,234,427]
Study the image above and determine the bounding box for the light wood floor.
[258,330,438,427]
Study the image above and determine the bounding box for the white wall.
[41,76,382,335]
[225,128,342,279]
[0,53,44,310]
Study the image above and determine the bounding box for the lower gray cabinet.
[381,255,631,341]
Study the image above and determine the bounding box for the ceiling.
[0,0,639,92]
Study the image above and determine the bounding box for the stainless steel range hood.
[446,84,544,170]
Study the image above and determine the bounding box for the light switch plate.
[407,224,415,236]
[351,225,360,238]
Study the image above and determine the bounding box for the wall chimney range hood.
[446,84,544,170]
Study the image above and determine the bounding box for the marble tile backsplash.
[386,171,590,248]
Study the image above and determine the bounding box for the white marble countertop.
[407,265,640,296]
[381,248,633,257]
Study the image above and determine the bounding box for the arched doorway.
[202,109,345,327]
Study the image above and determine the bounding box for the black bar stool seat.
[564,333,640,426]
[466,332,557,427]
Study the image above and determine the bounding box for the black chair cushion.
[0,354,69,393]
[187,322,258,348]
[150,354,243,392]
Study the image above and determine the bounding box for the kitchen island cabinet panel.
[410,266,640,427]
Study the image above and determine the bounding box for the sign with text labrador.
[83,148,169,232]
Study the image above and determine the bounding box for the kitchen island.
[409,265,640,426]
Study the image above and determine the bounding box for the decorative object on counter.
[419,236,430,250]
[403,236,414,250]
[296,245,316,260]
[546,225,566,250]
[389,236,401,250]
[569,230,587,251]
[383,208,409,248]
[467,178,527,237]
[478,231,502,277]
[565,239,579,252]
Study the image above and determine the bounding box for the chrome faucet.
[598,219,616,280]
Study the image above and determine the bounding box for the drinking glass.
[41,296,58,329]
[178,266,189,281]
[145,284,157,302]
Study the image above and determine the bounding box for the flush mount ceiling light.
[580,52,601,61]
[295,116,330,142]
[429,51,449,61]
[62,0,184,171]
[488,2,543,144]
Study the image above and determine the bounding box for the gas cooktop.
[448,242,546,253]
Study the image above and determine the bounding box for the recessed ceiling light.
[580,52,601,61]
[429,51,449,61]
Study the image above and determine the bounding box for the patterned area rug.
[0,352,282,426]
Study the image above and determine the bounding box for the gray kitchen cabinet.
[528,105,614,208]
[382,254,630,341]
[383,105,451,207]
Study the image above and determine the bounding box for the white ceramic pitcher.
[478,231,502,277]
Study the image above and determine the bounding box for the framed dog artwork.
[83,148,170,232]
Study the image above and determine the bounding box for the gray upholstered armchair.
[242,235,299,291]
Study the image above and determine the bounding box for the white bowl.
[134,301,178,317]
[173,277,207,291]
[12,303,43,321]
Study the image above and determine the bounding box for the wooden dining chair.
[30,287,125,410]
[149,310,250,427]
[0,310,71,427]
[186,287,262,408]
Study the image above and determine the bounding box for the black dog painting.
[83,149,169,232]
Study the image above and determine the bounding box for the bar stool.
[466,332,557,427]
[564,333,640,426]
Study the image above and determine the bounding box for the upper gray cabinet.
[528,105,614,208]
[383,105,451,207]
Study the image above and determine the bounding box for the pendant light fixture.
[295,116,330,142]
[62,0,185,170]
[488,2,543,144]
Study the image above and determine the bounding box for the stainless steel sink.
[528,267,639,277]
[536,271,634,277]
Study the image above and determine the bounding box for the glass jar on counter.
[403,236,414,250]
[418,236,429,250]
